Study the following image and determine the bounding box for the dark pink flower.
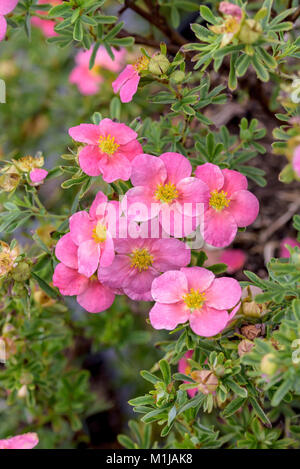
[178,350,197,398]
[31,0,62,38]
[293,145,300,178]
[29,168,48,184]
[150,266,241,337]
[0,0,19,41]
[99,222,191,301]
[0,432,39,449]
[219,2,243,21]
[195,163,259,248]
[68,118,143,182]
[124,152,209,237]
[219,249,246,273]
[280,237,300,258]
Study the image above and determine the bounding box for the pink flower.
[55,192,117,279]
[112,56,149,103]
[219,249,246,273]
[123,153,210,237]
[0,432,39,449]
[219,2,243,20]
[149,266,241,337]
[178,350,197,398]
[69,46,125,96]
[195,163,259,248]
[0,0,19,41]
[68,118,143,182]
[292,145,300,178]
[53,262,115,313]
[31,0,62,38]
[99,222,191,301]
[29,168,48,184]
[280,237,300,258]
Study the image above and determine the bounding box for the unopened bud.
[242,300,262,318]
[241,324,264,340]
[148,54,170,75]
[170,70,185,84]
[191,370,218,394]
[0,173,20,192]
[239,19,262,44]
[260,353,277,376]
[238,339,254,357]
[12,261,31,282]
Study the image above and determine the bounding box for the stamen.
[155,182,179,204]
[92,222,107,243]
[209,190,230,211]
[183,288,206,310]
[133,56,150,73]
[98,134,120,156]
[130,248,153,272]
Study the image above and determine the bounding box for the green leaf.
[200,6,218,25]
[73,19,83,42]
[271,377,294,406]
[251,56,269,82]
[222,397,246,418]
[249,397,271,427]
[159,359,171,385]
[31,272,60,300]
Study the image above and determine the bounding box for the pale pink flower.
[149,266,241,337]
[29,168,48,184]
[124,153,210,237]
[280,237,300,258]
[195,163,259,248]
[292,145,300,178]
[31,0,62,38]
[219,2,243,21]
[112,56,149,103]
[178,350,197,398]
[0,432,39,449]
[68,118,143,182]
[69,46,125,96]
[99,222,191,301]
[0,0,19,41]
[53,262,115,313]
[55,192,117,279]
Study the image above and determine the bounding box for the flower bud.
[238,339,254,357]
[12,261,31,282]
[191,370,218,394]
[170,71,185,84]
[0,172,20,192]
[238,19,262,44]
[148,54,170,75]
[242,300,262,318]
[260,353,277,376]
[241,324,264,340]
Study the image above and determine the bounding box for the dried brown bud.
[191,370,218,394]
[241,324,264,340]
[238,339,254,357]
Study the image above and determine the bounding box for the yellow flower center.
[98,134,120,156]
[155,182,179,204]
[0,252,14,277]
[209,190,230,211]
[183,288,206,310]
[185,365,191,376]
[130,248,153,272]
[133,56,150,73]
[92,222,107,243]
[224,17,240,34]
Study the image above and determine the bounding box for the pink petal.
[112,65,136,93]
[219,249,246,273]
[53,263,88,296]
[98,255,131,290]
[178,350,194,374]
[293,145,300,178]
[55,233,78,269]
[120,74,140,103]
[123,267,157,296]
[195,163,224,192]
[229,189,259,227]
[29,168,48,183]
[0,433,39,450]
[0,0,19,16]
[160,152,192,184]
[149,301,189,330]
[205,277,241,310]
[159,204,198,238]
[221,168,248,196]
[123,286,153,301]
[99,118,138,145]
[68,124,100,144]
[176,177,210,215]
[89,191,108,220]
[219,2,243,20]
[0,16,7,41]
[77,279,115,313]
[189,305,231,337]
[124,186,159,222]
[78,239,100,277]
[98,151,132,183]
[78,145,101,177]
[202,208,237,248]
[99,232,115,267]
[131,153,167,188]
[120,139,143,162]
[151,238,191,271]
[180,266,215,292]
[69,211,94,245]
[151,270,188,304]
